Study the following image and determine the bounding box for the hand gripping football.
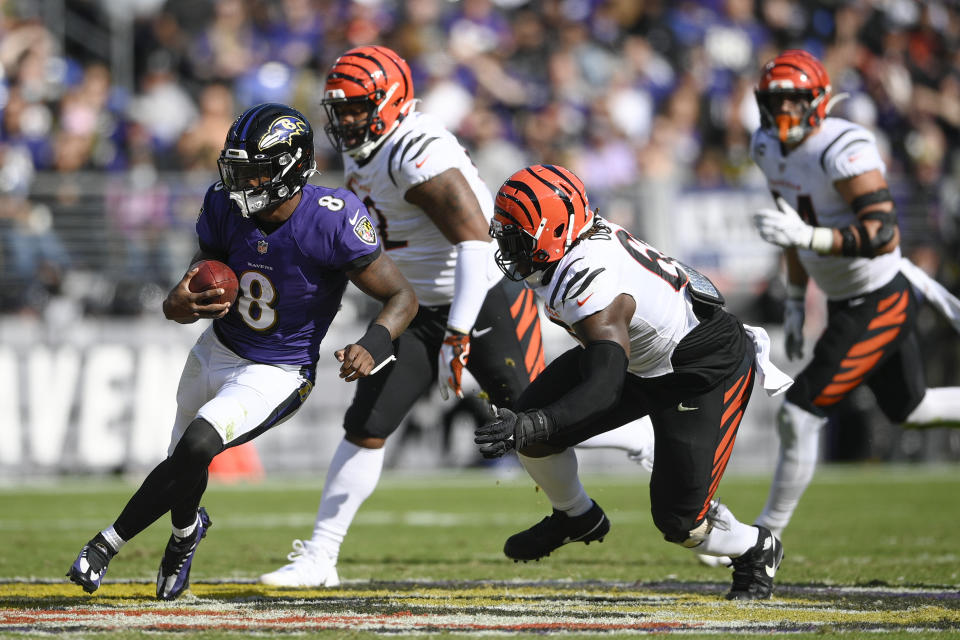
[189,260,239,306]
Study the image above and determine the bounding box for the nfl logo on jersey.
[257,240,269,254]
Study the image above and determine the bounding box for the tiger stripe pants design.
[786,272,925,422]
[344,278,544,439]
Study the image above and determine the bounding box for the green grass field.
[2,464,959,638]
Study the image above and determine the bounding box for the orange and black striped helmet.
[321,45,414,156]
[755,49,832,144]
[490,164,594,282]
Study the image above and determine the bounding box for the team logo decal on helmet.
[217,103,317,217]
[490,164,594,283]
[259,116,308,150]
[321,45,414,159]
[755,49,837,144]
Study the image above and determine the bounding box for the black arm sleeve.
[539,340,629,433]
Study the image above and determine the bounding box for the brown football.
[189,260,239,305]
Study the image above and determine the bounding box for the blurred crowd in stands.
[1,0,958,325]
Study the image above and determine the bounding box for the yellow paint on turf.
[3,582,959,633]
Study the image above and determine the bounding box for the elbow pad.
[841,210,896,258]
[841,189,896,258]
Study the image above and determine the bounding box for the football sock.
[100,526,125,553]
[517,449,592,516]
[755,401,826,536]
[575,417,653,453]
[310,439,385,560]
[698,511,760,557]
[172,512,200,540]
[904,387,960,428]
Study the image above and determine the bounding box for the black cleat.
[504,501,610,562]
[726,525,783,600]
[67,533,116,594]
[156,507,212,600]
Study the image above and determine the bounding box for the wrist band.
[809,227,834,254]
[355,323,394,368]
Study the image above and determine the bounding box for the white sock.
[310,438,385,560]
[100,526,125,553]
[904,388,960,427]
[171,513,199,540]
[576,417,654,453]
[697,506,760,557]
[517,448,592,516]
[755,401,826,536]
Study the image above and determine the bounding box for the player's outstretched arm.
[162,249,231,323]
[336,252,417,381]
[475,294,634,458]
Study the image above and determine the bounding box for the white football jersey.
[341,110,497,306]
[533,220,701,378]
[750,117,901,300]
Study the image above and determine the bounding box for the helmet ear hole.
[554,223,565,238]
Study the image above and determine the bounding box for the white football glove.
[753,197,833,253]
[438,329,470,400]
[783,297,805,361]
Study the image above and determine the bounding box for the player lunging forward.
[475,164,793,600]
[67,103,416,600]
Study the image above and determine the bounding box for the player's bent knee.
[345,433,386,449]
[171,418,224,468]
[196,395,249,443]
[661,518,711,548]
[653,508,706,547]
[517,442,565,458]
[777,401,827,448]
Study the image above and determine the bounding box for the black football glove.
[474,407,552,458]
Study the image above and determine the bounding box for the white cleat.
[259,540,341,587]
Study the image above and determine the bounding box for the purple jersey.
[196,183,381,366]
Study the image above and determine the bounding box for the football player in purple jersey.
[66,103,417,601]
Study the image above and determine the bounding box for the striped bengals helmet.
[755,49,831,144]
[321,45,414,158]
[490,164,594,283]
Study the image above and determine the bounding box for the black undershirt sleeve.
[539,340,629,433]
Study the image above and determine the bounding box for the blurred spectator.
[176,83,234,171]
[190,0,268,83]
[127,53,197,165]
[105,121,174,292]
[458,105,528,191]
[0,0,957,336]
[0,140,70,313]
